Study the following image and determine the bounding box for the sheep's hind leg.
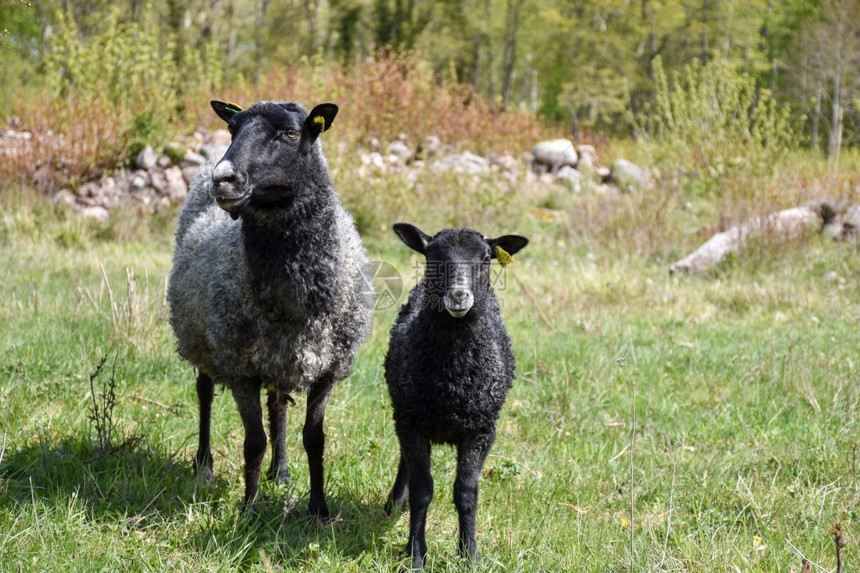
[193,371,215,482]
[303,374,335,518]
[454,432,495,562]
[231,384,267,515]
[266,389,290,485]
[403,434,433,570]
[384,454,409,516]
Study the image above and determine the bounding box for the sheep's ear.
[393,223,432,255]
[487,235,529,259]
[211,100,243,124]
[300,103,338,154]
[306,103,338,135]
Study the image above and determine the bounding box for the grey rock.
[151,171,168,193]
[575,145,598,168]
[131,171,149,190]
[164,166,188,200]
[181,150,207,167]
[610,158,647,191]
[182,165,202,185]
[199,144,229,162]
[433,152,490,175]
[532,139,577,170]
[136,145,158,170]
[52,190,76,207]
[596,166,611,181]
[81,206,110,221]
[205,129,232,146]
[387,140,413,161]
[556,165,582,191]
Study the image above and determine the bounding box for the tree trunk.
[501,0,524,111]
[828,73,843,161]
[812,86,821,150]
[254,0,271,83]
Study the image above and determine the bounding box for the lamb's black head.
[208,100,338,218]
[393,223,529,318]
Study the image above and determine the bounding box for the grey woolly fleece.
[168,154,372,394]
[384,279,516,443]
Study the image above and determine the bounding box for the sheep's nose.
[211,160,242,192]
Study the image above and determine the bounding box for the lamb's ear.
[300,103,338,154]
[211,100,243,124]
[393,223,432,255]
[487,235,529,258]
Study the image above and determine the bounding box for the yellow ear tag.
[313,115,328,131]
[224,101,244,113]
[496,245,515,267]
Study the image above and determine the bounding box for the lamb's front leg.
[303,374,335,518]
[231,384,266,515]
[403,434,433,570]
[454,431,495,561]
[266,389,290,485]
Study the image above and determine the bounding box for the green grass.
[1,169,859,572]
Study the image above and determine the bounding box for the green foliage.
[41,1,222,158]
[633,56,798,197]
[0,1,43,114]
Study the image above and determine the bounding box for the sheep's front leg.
[303,375,335,518]
[266,389,290,485]
[384,454,409,516]
[454,431,495,562]
[231,384,266,514]
[194,372,215,482]
[402,434,433,570]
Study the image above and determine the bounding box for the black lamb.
[167,100,372,517]
[383,223,529,569]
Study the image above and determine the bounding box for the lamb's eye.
[285,129,300,140]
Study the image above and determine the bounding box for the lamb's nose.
[450,289,470,304]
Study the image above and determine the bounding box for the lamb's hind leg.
[454,431,495,562]
[194,371,215,482]
[303,374,335,518]
[266,389,290,485]
[231,384,266,514]
[384,454,409,516]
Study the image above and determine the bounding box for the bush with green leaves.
[632,56,798,197]
[42,1,222,158]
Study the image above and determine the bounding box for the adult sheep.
[167,100,372,517]
[383,223,528,569]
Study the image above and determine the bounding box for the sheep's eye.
[284,129,300,140]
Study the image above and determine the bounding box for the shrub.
[632,56,798,199]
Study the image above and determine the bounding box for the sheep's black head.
[208,100,338,218]
[393,223,529,318]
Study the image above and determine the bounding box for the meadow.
[1,135,859,572]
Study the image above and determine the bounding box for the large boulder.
[532,139,577,171]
